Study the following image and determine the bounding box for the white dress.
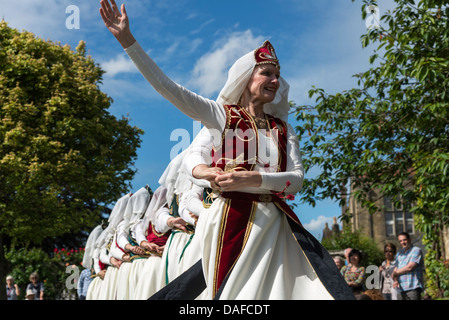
[85,252,104,300]
[125,42,353,300]
[96,243,116,300]
[152,204,191,289]
[132,219,163,300]
[97,266,119,300]
[115,222,148,300]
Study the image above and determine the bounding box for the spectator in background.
[341,249,365,296]
[333,256,344,271]
[26,272,44,300]
[6,275,20,300]
[25,289,36,300]
[379,242,398,300]
[77,268,93,300]
[393,232,424,300]
[344,248,352,266]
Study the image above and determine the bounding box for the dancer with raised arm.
[99,0,354,300]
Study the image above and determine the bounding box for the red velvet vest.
[210,105,294,297]
[146,222,171,247]
[211,105,288,173]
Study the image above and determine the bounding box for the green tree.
[322,226,384,268]
[294,0,449,298]
[0,22,143,299]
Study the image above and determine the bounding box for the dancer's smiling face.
[244,64,280,105]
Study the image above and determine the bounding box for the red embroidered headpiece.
[254,40,280,69]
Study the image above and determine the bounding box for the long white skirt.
[86,276,103,300]
[126,258,147,300]
[178,216,207,275]
[156,231,194,289]
[115,262,132,300]
[97,266,119,300]
[200,198,334,300]
[133,255,162,300]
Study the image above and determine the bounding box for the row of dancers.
[82,139,217,300]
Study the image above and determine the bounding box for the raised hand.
[99,0,135,48]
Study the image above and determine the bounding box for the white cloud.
[188,30,265,98]
[1,0,63,37]
[101,54,139,78]
[0,0,101,42]
[303,215,334,232]
[190,18,215,35]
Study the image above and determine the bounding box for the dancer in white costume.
[86,234,108,299]
[175,131,216,278]
[134,186,173,298]
[97,193,131,300]
[81,224,103,299]
[132,186,169,299]
[154,149,202,289]
[100,0,354,300]
[151,190,187,291]
[131,218,163,299]
[115,187,152,299]
[82,224,103,271]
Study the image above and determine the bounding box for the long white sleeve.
[109,233,125,261]
[133,219,147,246]
[125,41,226,133]
[259,124,304,194]
[183,184,205,217]
[153,206,171,234]
[184,129,214,177]
[117,230,130,252]
[178,190,201,224]
[92,249,101,274]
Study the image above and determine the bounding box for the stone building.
[341,185,424,252]
[321,217,341,242]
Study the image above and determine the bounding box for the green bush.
[423,249,449,300]
[5,246,85,300]
[321,226,384,268]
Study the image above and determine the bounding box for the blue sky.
[0,0,396,239]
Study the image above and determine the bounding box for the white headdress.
[105,193,131,235]
[82,224,104,269]
[120,187,152,233]
[159,126,211,205]
[216,40,290,121]
[142,185,168,228]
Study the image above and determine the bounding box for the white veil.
[105,193,131,235]
[82,224,104,269]
[159,126,211,205]
[142,185,168,228]
[216,42,290,121]
[120,187,152,234]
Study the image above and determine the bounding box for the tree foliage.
[294,0,449,297]
[322,226,384,268]
[5,246,85,300]
[0,22,143,298]
[0,21,143,244]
